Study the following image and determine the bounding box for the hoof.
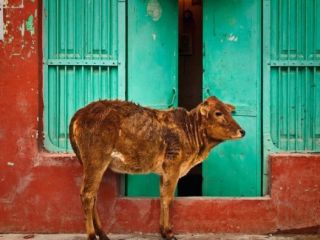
[162,236,177,240]
[98,233,110,240]
[96,228,110,240]
[87,233,97,240]
[160,227,177,240]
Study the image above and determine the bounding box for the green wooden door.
[126,0,178,197]
[202,0,262,196]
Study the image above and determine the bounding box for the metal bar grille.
[45,59,118,66]
[43,0,124,152]
[269,0,320,152]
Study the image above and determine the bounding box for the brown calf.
[69,96,245,240]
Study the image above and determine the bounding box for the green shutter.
[263,0,320,193]
[126,0,178,197]
[202,0,262,196]
[43,0,126,152]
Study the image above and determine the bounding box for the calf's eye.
[215,111,223,117]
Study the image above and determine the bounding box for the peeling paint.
[152,33,156,40]
[3,0,8,8]
[26,15,34,35]
[227,33,238,42]
[7,162,14,166]
[19,21,25,37]
[16,93,29,114]
[16,173,34,194]
[17,137,27,158]
[3,21,9,36]
[147,0,162,21]
[3,0,24,8]
[0,173,34,204]
[0,1,3,40]
[6,35,13,44]
[33,153,78,167]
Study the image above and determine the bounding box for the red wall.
[0,0,319,234]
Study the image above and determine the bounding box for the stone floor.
[0,234,319,240]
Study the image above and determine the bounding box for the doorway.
[177,0,203,196]
[126,0,262,197]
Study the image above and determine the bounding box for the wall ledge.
[33,151,78,167]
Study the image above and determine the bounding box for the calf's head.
[199,96,245,141]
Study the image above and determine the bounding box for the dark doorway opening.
[177,0,203,197]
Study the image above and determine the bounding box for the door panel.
[202,0,261,196]
[126,0,178,197]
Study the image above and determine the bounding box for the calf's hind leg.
[81,159,110,240]
[93,198,109,240]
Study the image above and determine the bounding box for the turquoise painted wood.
[263,0,320,194]
[126,0,178,197]
[43,0,126,152]
[202,0,262,196]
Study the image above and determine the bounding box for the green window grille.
[264,0,320,152]
[263,0,320,192]
[43,0,126,152]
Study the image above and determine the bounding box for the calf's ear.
[200,101,210,117]
[225,103,235,112]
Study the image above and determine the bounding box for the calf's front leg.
[160,173,179,240]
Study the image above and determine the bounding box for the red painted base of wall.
[0,154,319,234]
[0,0,319,235]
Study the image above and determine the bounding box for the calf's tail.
[69,115,83,166]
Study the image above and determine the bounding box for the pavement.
[0,234,319,240]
